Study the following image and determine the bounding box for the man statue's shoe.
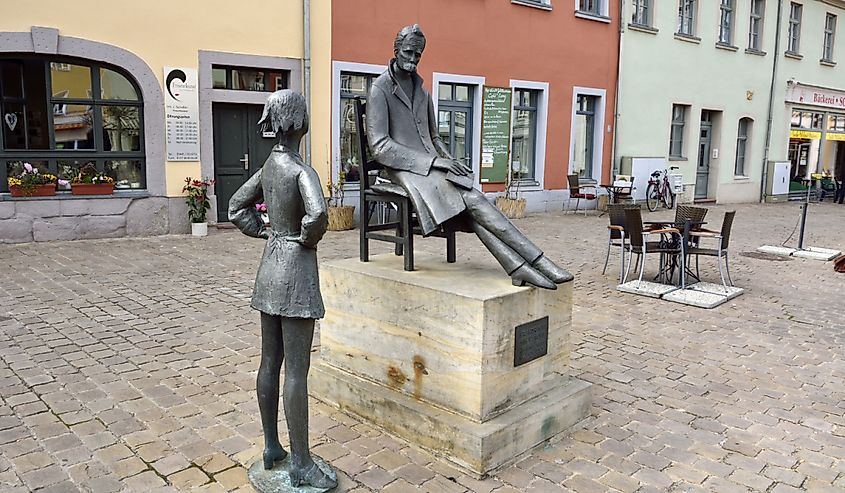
[533,256,574,284]
[511,264,557,290]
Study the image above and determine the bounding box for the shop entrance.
[212,103,277,222]
[695,111,713,199]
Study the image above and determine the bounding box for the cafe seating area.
[606,203,744,308]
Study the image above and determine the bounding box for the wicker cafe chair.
[674,205,709,233]
[687,210,736,290]
[354,98,456,272]
[624,207,683,287]
[565,174,597,215]
[602,204,629,283]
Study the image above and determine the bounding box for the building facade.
[616,0,845,204]
[331,0,620,212]
[0,0,331,243]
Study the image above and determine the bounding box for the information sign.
[164,67,200,161]
[480,86,513,184]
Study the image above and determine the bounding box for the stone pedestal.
[311,254,591,477]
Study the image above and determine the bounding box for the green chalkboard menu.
[480,86,513,184]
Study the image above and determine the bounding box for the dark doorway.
[213,103,277,221]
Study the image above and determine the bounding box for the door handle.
[239,153,249,170]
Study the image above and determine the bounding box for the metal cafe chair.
[353,97,456,271]
[602,204,630,283]
[623,207,683,287]
[565,174,598,215]
[687,210,736,291]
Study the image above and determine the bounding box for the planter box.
[495,197,526,219]
[328,205,355,231]
[9,184,56,197]
[71,183,115,196]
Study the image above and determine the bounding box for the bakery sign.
[786,83,845,109]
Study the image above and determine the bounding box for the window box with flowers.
[6,162,60,197]
[69,163,115,195]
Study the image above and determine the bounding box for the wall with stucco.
[0,0,332,199]
[616,0,777,204]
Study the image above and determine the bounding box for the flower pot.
[71,183,115,196]
[191,222,208,237]
[495,197,526,219]
[9,184,56,197]
[327,205,355,231]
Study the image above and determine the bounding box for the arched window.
[735,118,752,177]
[0,56,145,192]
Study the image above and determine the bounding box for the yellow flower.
[8,178,22,186]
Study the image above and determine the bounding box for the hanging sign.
[164,67,200,161]
[790,129,822,140]
[479,86,513,184]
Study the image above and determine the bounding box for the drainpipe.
[303,0,312,165]
[760,0,784,202]
[611,0,625,177]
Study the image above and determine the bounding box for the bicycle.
[646,166,679,212]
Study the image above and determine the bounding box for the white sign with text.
[164,67,200,161]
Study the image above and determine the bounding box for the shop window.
[0,57,145,193]
[438,83,474,170]
[632,0,652,26]
[748,0,765,51]
[735,118,752,176]
[719,0,735,45]
[511,88,540,182]
[827,114,845,132]
[211,65,288,92]
[791,110,823,130]
[678,0,697,36]
[787,2,802,54]
[338,72,376,184]
[823,13,837,62]
[669,104,689,158]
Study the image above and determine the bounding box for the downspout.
[760,0,784,202]
[303,0,312,165]
[611,0,625,177]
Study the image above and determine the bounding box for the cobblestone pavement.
[1,201,844,492]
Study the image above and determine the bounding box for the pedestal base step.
[311,362,591,478]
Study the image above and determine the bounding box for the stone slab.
[318,254,573,422]
[311,361,590,478]
[248,455,336,492]
[663,289,729,309]
[616,280,678,298]
[793,247,841,261]
[686,282,744,301]
[757,245,797,257]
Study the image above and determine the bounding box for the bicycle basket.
[668,174,684,194]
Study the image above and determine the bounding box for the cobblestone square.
[1,202,844,492]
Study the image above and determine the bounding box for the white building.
[615,0,845,204]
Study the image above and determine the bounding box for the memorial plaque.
[513,316,549,367]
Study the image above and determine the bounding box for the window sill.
[715,42,739,52]
[820,59,837,67]
[733,175,751,181]
[674,33,701,44]
[0,190,150,201]
[574,11,611,23]
[745,48,767,56]
[628,23,658,34]
[668,156,687,162]
[510,0,552,11]
[784,51,803,60]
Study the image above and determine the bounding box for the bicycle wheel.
[663,187,676,209]
[646,183,659,212]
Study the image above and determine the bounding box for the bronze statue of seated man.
[366,24,572,289]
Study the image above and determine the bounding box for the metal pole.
[303,0,312,165]
[797,181,810,249]
[760,0,784,202]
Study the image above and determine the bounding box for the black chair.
[354,98,456,271]
[623,207,683,286]
[602,204,629,283]
[688,210,736,289]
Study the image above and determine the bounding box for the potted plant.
[326,170,355,231]
[495,165,527,219]
[183,176,214,236]
[70,163,115,195]
[7,162,59,197]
